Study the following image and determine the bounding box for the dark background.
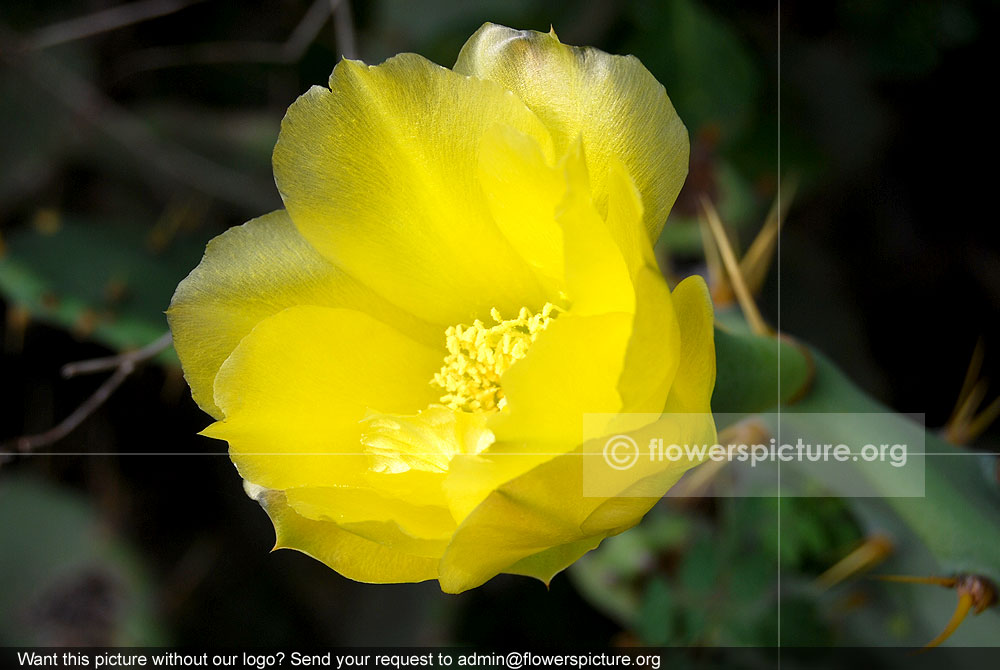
[1,0,997,655]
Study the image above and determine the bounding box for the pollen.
[432,303,560,412]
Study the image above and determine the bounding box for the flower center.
[360,406,493,473]
[432,303,559,412]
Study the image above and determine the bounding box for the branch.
[25,0,206,51]
[332,0,356,60]
[114,0,334,77]
[0,24,275,214]
[62,331,172,378]
[0,332,173,464]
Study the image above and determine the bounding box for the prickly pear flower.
[167,23,716,593]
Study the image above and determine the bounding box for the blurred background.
[1,0,998,660]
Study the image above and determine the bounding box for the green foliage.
[659,160,761,257]
[711,321,812,417]
[572,494,857,646]
[789,348,1000,587]
[0,476,164,645]
[0,217,210,357]
[627,0,759,143]
[577,324,1000,648]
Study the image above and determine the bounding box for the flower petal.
[477,124,565,289]
[203,306,442,490]
[558,143,634,317]
[273,54,556,325]
[255,488,438,584]
[604,161,682,413]
[503,536,604,586]
[166,210,436,418]
[489,312,630,446]
[285,487,454,544]
[455,23,689,241]
[438,450,589,593]
[487,144,633,446]
[663,275,717,412]
[440,413,717,593]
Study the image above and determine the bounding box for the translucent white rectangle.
[581,412,926,498]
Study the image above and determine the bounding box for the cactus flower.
[167,23,716,593]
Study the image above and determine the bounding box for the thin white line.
[4,451,991,457]
[776,0,783,657]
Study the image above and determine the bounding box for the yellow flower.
[167,23,716,593]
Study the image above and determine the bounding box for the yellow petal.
[166,210,436,418]
[439,450,589,593]
[604,158,656,275]
[256,488,438,584]
[618,266,681,414]
[485,145,633,445]
[558,142,634,317]
[489,312,631,446]
[284,487,454,558]
[604,159,682,413]
[443,449,550,526]
[204,306,442,490]
[456,23,689,241]
[577,414,716,535]
[504,536,604,586]
[273,54,555,326]
[477,124,565,288]
[663,275,717,412]
[441,413,717,593]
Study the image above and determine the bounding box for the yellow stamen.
[360,406,494,474]
[432,303,559,412]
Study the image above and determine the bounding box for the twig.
[114,0,334,77]
[0,332,172,464]
[62,331,172,378]
[332,0,356,60]
[0,24,275,214]
[1,366,130,462]
[25,0,206,51]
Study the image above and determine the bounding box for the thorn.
[953,380,988,432]
[948,338,985,426]
[31,207,62,236]
[4,304,30,354]
[669,420,770,498]
[697,212,729,303]
[944,339,999,444]
[874,573,996,649]
[700,196,770,335]
[872,574,957,587]
[965,396,1000,443]
[104,277,129,304]
[71,307,100,338]
[815,534,892,590]
[740,175,798,295]
[922,593,973,650]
